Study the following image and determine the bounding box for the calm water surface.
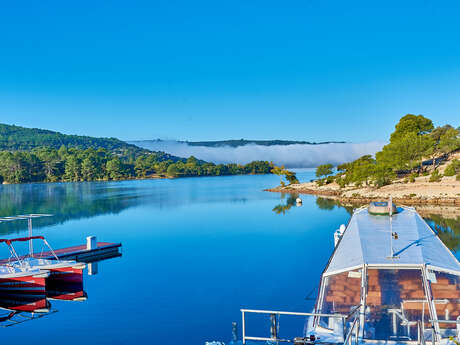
[0,172,458,344]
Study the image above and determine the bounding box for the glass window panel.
[318,269,361,336]
[364,269,429,341]
[430,270,460,339]
[321,270,362,315]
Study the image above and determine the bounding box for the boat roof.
[324,206,460,276]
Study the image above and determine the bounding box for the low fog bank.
[130,141,385,168]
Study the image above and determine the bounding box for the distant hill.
[131,139,346,148]
[0,125,274,184]
[0,123,144,152]
[0,123,183,162]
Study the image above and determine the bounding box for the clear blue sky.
[0,1,459,142]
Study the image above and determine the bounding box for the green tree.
[81,156,98,181]
[315,164,333,178]
[426,125,460,169]
[64,155,81,181]
[390,114,434,142]
[106,157,123,180]
[166,163,179,177]
[134,156,147,177]
[35,148,62,182]
[271,165,286,186]
[444,159,460,176]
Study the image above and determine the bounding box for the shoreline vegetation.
[267,114,460,206]
[0,123,272,184]
[0,146,273,184]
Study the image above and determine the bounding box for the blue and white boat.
[241,202,460,345]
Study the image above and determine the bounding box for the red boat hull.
[48,267,83,283]
[46,280,86,301]
[0,295,49,312]
[0,275,46,297]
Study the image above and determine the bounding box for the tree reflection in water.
[272,195,460,253]
[272,193,299,215]
[425,214,460,252]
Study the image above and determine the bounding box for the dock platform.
[0,241,122,264]
[44,242,122,262]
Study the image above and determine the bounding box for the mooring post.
[87,236,97,250]
[88,261,98,275]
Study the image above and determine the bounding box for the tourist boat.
[240,201,460,345]
[0,236,86,283]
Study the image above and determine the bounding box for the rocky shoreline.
[265,175,460,207]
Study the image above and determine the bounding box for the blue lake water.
[0,172,457,344]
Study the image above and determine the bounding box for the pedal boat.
[0,236,85,283]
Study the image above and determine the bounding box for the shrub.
[409,172,418,183]
[429,170,442,182]
[337,178,346,188]
[445,165,456,176]
[325,176,334,184]
[422,171,429,176]
[316,179,324,187]
[444,159,460,176]
[457,173,460,181]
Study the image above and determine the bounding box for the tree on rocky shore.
[271,164,299,186]
[322,114,460,188]
[315,164,333,178]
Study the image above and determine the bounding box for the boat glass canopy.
[314,206,460,343]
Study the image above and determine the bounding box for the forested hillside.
[0,123,145,153]
[0,124,273,183]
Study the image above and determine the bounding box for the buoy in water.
[296,197,302,204]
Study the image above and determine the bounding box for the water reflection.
[272,194,299,215]
[425,215,460,252]
[272,196,460,253]
[0,254,116,328]
[0,182,143,234]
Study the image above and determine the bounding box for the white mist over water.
[131,141,385,168]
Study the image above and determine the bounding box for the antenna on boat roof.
[389,196,393,257]
[0,214,53,257]
[387,196,399,259]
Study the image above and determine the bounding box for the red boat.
[0,267,49,297]
[0,236,86,284]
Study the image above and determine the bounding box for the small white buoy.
[296,197,302,204]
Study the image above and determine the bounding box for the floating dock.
[0,215,122,264]
[0,237,122,264]
[43,241,122,262]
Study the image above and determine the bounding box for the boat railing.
[425,318,460,344]
[240,307,361,344]
[417,320,427,345]
[343,316,360,345]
